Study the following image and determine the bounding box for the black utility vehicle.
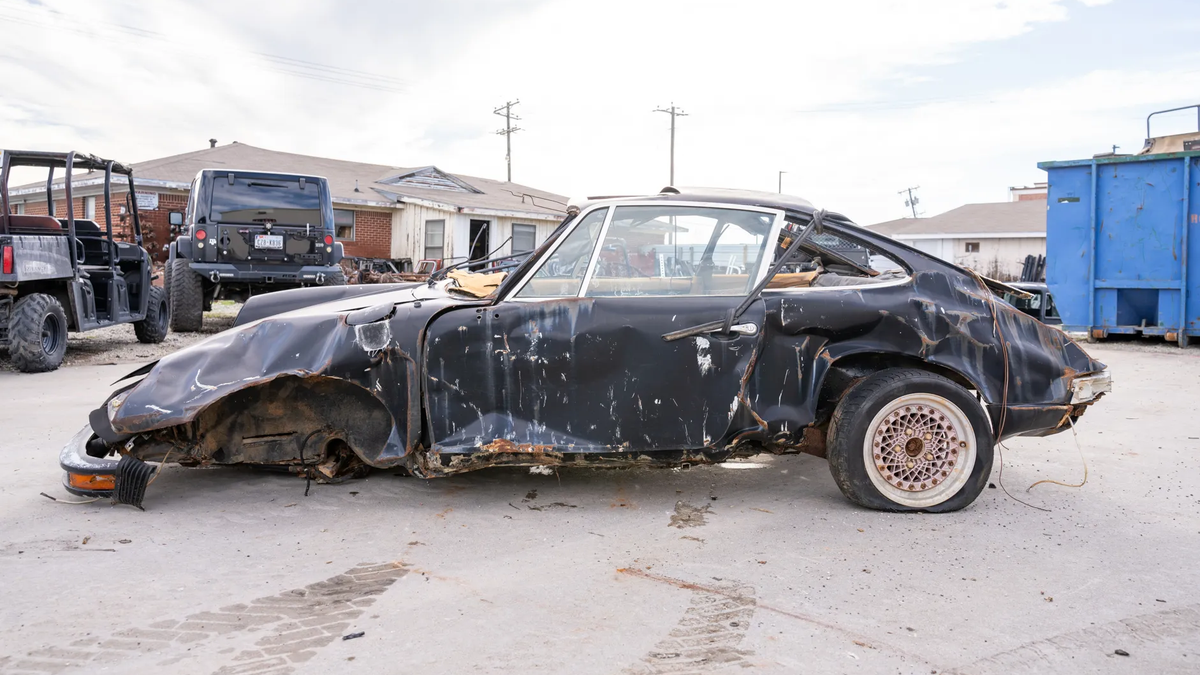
[167,170,345,331]
[0,150,167,373]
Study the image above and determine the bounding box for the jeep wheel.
[169,257,204,332]
[826,368,993,512]
[134,285,169,343]
[323,269,346,286]
[9,293,69,373]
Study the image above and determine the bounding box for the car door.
[423,202,782,456]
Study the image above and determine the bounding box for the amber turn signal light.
[68,473,115,491]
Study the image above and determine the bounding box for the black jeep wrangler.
[0,150,168,373]
[167,170,345,331]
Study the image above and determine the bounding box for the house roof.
[867,200,1047,238]
[8,142,569,220]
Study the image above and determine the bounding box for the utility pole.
[493,100,522,182]
[654,103,688,185]
[778,170,787,193]
[899,186,921,218]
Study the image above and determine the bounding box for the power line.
[653,103,688,185]
[494,100,521,183]
[899,186,922,218]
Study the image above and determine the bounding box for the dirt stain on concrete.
[669,501,711,528]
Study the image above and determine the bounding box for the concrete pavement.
[1,343,1198,674]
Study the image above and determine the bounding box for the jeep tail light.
[2,245,12,274]
[195,229,207,240]
[324,235,333,245]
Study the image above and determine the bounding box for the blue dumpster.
[1038,149,1200,346]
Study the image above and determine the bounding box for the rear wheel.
[323,269,346,286]
[9,293,69,373]
[827,368,992,512]
[169,257,204,332]
[134,285,169,343]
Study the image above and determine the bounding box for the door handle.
[707,322,758,336]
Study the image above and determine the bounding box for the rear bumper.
[1070,369,1113,404]
[992,368,1112,439]
[59,425,119,497]
[189,262,341,284]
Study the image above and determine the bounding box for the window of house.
[14,203,24,215]
[84,196,96,220]
[424,219,445,261]
[512,223,537,253]
[965,241,980,253]
[334,209,355,240]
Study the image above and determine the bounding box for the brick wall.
[1016,193,1047,202]
[340,209,392,259]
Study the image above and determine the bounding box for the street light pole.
[778,170,787,193]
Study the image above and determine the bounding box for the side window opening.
[516,207,608,298]
[584,205,775,297]
[767,221,907,290]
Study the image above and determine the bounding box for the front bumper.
[59,425,119,497]
[189,262,341,284]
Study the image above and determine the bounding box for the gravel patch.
[0,301,242,372]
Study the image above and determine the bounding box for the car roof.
[572,187,823,217]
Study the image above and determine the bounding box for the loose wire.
[1027,416,1089,491]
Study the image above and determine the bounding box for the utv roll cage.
[0,150,144,271]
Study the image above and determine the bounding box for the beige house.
[867,197,1046,280]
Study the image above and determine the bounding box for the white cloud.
[1,0,1189,224]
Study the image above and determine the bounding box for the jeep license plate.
[254,234,284,250]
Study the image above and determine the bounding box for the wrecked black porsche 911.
[61,187,1111,512]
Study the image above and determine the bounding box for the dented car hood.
[105,281,480,467]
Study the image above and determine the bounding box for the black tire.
[8,293,69,373]
[323,269,346,286]
[826,368,993,513]
[169,257,204,332]
[134,285,169,344]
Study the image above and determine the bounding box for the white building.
[867,198,1046,280]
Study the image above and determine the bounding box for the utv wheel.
[9,293,69,373]
[323,269,346,286]
[826,368,993,512]
[169,257,204,332]
[134,285,169,344]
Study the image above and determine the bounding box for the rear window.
[210,176,324,227]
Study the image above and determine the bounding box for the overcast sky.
[2,0,1199,223]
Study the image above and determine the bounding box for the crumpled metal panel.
[108,284,478,467]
